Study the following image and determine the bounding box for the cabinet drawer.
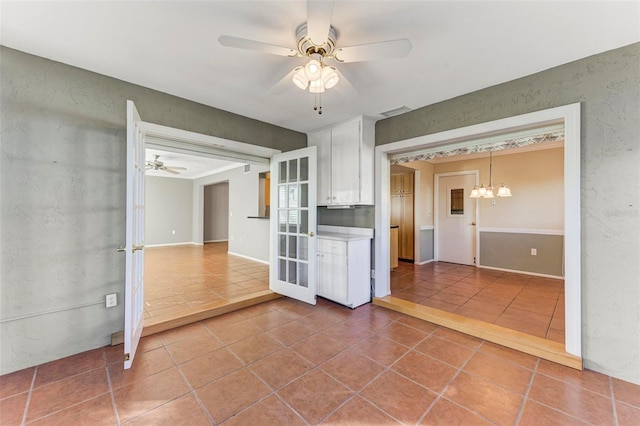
[317,238,347,256]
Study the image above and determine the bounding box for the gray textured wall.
[203,182,229,242]
[419,229,434,263]
[145,176,193,246]
[480,232,564,277]
[0,46,305,374]
[377,43,640,383]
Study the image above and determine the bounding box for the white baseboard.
[227,251,269,265]
[204,239,229,243]
[477,264,564,280]
[415,259,435,266]
[145,242,197,248]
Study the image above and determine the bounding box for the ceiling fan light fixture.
[292,67,309,90]
[304,58,322,81]
[321,66,339,89]
[309,79,325,93]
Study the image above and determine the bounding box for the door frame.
[433,170,479,264]
[374,103,581,357]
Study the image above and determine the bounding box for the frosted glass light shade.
[309,79,325,93]
[469,187,480,198]
[304,59,322,81]
[321,67,339,89]
[292,67,308,90]
[497,184,512,197]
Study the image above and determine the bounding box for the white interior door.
[123,100,145,369]
[437,173,477,265]
[270,147,317,304]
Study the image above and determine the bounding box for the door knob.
[471,222,476,226]
[308,231,315,237]
[132,245,145,252]
[116,247,126,252]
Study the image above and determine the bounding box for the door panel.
[270,147,317,304]
[124,100,145,369]
[437,173,476,265]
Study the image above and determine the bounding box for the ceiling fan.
[218,0,412,114]
[145,155,187,175]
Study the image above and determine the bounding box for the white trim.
[420,225,434,231]
[433,170,480,265]
[478,227,564,236]
[415,259,435,266]
[374,103,581,357]
[204,239,229,243]
[141,121,280,164]
[227,251,269,265]
[477,265,564,280]
[145,242,197,248]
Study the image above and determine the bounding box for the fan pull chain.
[313,92,323,115]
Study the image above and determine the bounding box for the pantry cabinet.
[390,172,414,261]
[308,116,375,206]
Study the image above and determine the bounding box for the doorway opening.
[138,119,281,335]
[374,103,581,366]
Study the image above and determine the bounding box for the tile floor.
[391,261,565,343]
[2,297,639,425]
[144,243,269,319]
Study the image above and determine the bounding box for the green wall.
[377,43,640,384]
[0,46,305,374]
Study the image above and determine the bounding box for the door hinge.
[473,257,476,264]
[124,353,130,361]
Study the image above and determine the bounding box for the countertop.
[317,232,373,242]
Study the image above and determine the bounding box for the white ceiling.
[1,1,639,134]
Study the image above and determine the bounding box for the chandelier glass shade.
[469,151,512,198]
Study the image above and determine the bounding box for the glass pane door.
[270,147,317,304]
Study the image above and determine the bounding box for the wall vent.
[243,164,251,174]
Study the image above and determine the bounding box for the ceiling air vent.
[243,164,251,174]
[380,106,411,118]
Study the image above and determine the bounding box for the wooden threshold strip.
[374,295,582,370]
[111,290,281,346]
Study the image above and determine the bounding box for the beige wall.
[433,148,564,230]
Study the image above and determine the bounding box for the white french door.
[269,147,317,304]
[123,100,145,369]
[436,172,477,265]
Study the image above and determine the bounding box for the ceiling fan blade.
[165,166,187,170]
[162,167,180,175]
[333,69,358,100]
[306,0,334,45]
[267,67,299,96]
[334,38,412,63]
[218,35,297,57]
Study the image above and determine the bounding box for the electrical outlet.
[106,293,117,308]
[531,248,537,256]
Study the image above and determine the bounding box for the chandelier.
[291,53,339,114]
[469,151,512,198]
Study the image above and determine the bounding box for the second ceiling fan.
[218,0,412,114]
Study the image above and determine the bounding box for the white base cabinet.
[317,236,371,309]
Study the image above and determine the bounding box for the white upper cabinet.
[307,116,375,206]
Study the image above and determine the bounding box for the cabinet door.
[402,173,415,193]
[309,130,332,205]
[390,194,403,228]
[390,174,403,194]
[330,119,361,204]
[317,251,348,304]
[400,194,414,260]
